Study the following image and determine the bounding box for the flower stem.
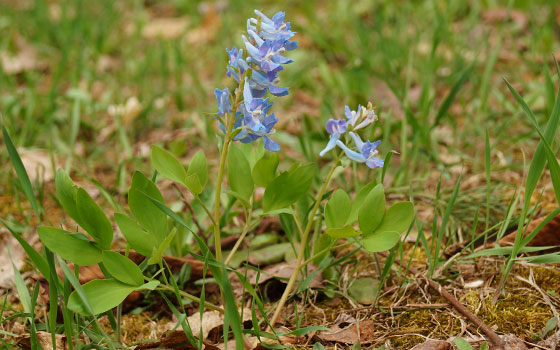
[212,79,245,264]
[268,160,339,328]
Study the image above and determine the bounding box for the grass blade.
[432,64,474,129]
[2,125,41,218]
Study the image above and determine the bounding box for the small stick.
[380,252,505,349]
[172,183,205,238]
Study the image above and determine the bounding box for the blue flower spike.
[216,10,298,151]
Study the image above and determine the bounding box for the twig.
[380,252,505,349]
[172,183,206,238]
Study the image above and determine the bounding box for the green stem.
[213,80,245,264]
[225,201,254,265]
[195,195,215,226]
[157,284,224,313]
[269,160,339,328]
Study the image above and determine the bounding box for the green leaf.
[362,230,400,252]
[184,174,203,195]
[252,152,279,187]
[358,184,385,233]
[312,234,333,265]
[227,145,254,201]
[432,64,474,128]
[67,279,159,315]
[362,202,414,252]
[368,201,414,236]
[504,80,560,208]
[454,338,472,350]
[347,182,376,224]
[10,250,31,314]
[38,227,102,265]
[505,78,560,213]
[187,150,208,188]
[115,213,157,257]
[151,145,187,185]
[102,251,144,286]
[76,188,113,249]
[325,225,361,239]
[2,125,40,217]
[543,317,558,336]
[325,189,351,228]
[55,169,81,225]
[147,229,176,265]
[263,164,316,213]
[129,172,167,244]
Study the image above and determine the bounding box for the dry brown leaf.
[481,8,528,30]
[499,334,528,350]
[410,340,451,350]
[317,314,375,344]
[1,37,48,75]
[138,309,252,349]
[499,213,560,248]
[248,262,323,289]
[142,17,190,40]
[19,148,59,183]
[16,331,67,350]
[186,7,221,45]
[0,228,25,288]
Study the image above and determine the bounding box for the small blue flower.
[345,104,377,131]
[248,10,297,42]
[214,88,231,116]
[241,77,274,133]
[243,31,294,73]
[319,118,348,157]
[336,132,384,169]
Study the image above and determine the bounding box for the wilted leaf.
[348,277,379,305]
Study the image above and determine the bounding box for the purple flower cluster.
[215,10,297,151]
[319,103,384,169]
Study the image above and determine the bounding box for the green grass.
[2,0,560,348]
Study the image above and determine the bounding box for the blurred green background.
[1,0,559,192]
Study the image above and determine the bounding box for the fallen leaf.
[348,277,379,305]
[499,213,560,248]
[18,148,59,183]
[247,262,323,289]
[317,314,375,344]
[481,8,528,30]
[138,309,252,349]
[0,228,25,289]
[410,340,451,350]
[499,334,528,350]
[142,17,190,40]
[16,331,67,350]
[186,7,221,45]
[539,328,560,349]
[248,243,292,265]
